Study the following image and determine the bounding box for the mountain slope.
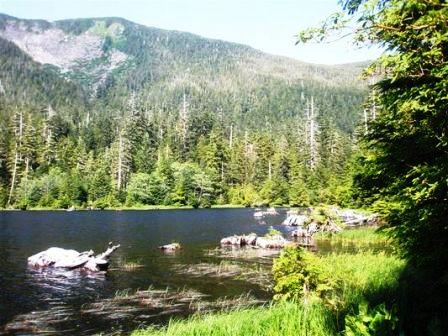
[0,14,367,133]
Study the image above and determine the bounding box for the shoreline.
[0,204,251,211]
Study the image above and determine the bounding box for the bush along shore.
[133,225,406,336]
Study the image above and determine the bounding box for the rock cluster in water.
[220,233,287,249]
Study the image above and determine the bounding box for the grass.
[317,251,404,310]
[114,258,144,271]
[315,226,390,246]
[132,301,336,336]
[132,245,404,336]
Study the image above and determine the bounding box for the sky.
[0,0,382,65]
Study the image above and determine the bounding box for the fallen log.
[28,242,120,272]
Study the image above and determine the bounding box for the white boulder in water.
[220,233,286,249]
[159,243,181,251]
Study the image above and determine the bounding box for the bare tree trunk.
[363,108,369,135]
[268,161,272,180]
[7,149,18,206]
[179,93,189,153]
[8,111,24,205]
[117,131,123,190]
[307,97,318,170]
[229,124,233,148]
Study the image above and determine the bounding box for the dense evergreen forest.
[0,14,369,209]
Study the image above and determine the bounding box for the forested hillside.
[0,14,368,209]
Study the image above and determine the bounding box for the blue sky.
[0,0,382,64]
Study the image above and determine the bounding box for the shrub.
[345,302,398,336]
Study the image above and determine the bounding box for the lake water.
[0,208,302,335]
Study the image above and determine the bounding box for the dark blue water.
[0,208,295,335]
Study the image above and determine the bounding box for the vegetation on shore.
[315,227,390,247]
[133,228,403,336]
[133,301,335,336]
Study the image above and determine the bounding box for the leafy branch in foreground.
[299,1,448,334]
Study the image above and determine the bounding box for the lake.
[0,208,301,335]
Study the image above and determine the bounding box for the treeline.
[0,94,357,209]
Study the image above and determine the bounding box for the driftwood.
[28,242,120,272]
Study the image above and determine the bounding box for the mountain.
[0,14,367,132]
[0,14,370,208]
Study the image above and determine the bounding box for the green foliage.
[273,247,328,301]
[170,162,215,207]
[93,197,110,210]
[228,184,260,207]
[273,247,404,309]
[126,173,154,205]
[345,302,399,336]
[299,1,448,332]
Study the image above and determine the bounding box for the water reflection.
[26,267,107,295]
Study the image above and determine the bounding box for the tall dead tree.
[114,128,131,191]
[306,96,319,170]
[42,104,56,165]
[7,110,24,205]
[178,93,189,155]
[363,108,369,135]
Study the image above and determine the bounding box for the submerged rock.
[28,242,120,272]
